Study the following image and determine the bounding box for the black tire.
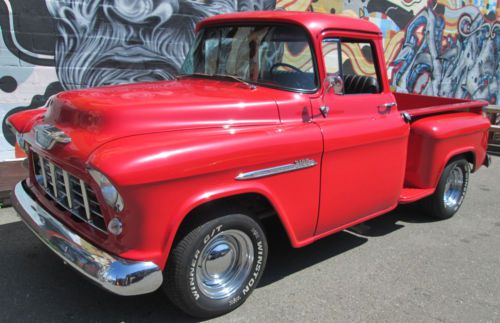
[422,158,470,219]
[164,213,268,318]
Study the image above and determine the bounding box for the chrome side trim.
[12,181,163,296]
[235,159,317,180]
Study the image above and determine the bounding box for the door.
[314,36,409,234]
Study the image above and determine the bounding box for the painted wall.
[0,0,498,161]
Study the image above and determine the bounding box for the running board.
[399,188,435,204]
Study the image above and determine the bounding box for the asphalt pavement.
[1,156,499,322]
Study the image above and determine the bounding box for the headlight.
[88,168,124,212]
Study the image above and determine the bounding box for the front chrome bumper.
[11,180,163,296]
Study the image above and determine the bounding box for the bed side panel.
[405,112,490,188]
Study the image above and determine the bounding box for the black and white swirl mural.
[0,0,275,159]
[47,0,274,88]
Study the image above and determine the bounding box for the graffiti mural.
[0,0,499,160]
[46,0,275,89]
[284,0,499,102]
[391,5,498,99]
[0,0,275,159]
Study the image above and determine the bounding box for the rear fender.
[442,149,476,172]
[405,112,489,188]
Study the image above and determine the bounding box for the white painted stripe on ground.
[0,207,21,225]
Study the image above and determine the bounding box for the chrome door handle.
[320,105,330,118]
[378,102,396,114]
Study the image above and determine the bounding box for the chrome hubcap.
[196,229,254,299]
[443,165,465,210]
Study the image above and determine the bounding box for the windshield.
[181,25,318,91]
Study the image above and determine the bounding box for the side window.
[322,38,381,94]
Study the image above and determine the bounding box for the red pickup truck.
[8,11,491,318]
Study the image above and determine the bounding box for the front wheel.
[164,213,268,318]
[422,158,470,219]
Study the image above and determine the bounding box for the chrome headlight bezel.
[88,168,124,213]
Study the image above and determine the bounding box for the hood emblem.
[34,125,71,150]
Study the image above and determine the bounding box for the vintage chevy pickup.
[7,11,492,317]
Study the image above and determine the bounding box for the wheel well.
[449,151,475,171]
[172,193,290,248]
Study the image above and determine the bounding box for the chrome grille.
[32,152,106,233]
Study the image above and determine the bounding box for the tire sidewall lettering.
[240,239,264,299]
[189,224,222,301]
[189,249,201,300]
[203,224,223,244]
[187,220,266,308]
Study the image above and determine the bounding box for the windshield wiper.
[176,73,256,89]
[213,74,256,89]
[175,72,209,79]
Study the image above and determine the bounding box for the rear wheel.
[423,158,470,219]
[164,213,268,318]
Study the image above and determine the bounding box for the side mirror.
[324,74,344,95]
[319,74,343,118]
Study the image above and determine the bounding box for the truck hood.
[37,78,281,162]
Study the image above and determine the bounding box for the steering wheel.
[269,63,304,78]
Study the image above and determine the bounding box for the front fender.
[89,124,323,269]
[7,108,47,134]
[88,124,322,185]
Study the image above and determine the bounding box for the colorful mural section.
[301,0,499,100]
[0,0,499,161]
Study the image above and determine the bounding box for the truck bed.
[396,92,491,199]
[394,92,488,117]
